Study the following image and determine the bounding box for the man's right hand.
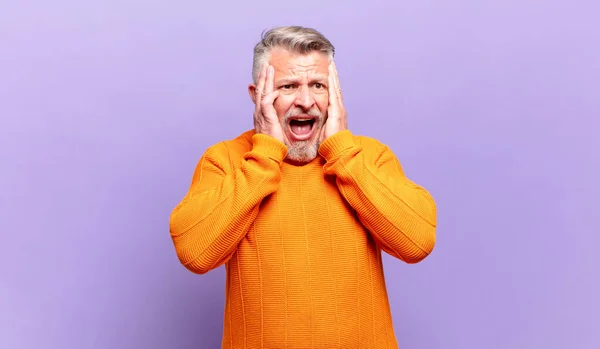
[253,64,284,143]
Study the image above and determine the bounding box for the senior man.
[170,25,437,349]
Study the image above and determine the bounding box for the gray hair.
[252,26,335,83]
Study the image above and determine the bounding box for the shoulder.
[350,132,390,153]
[201,129,255,164]
[349,132,401,167]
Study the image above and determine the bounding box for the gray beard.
[285,140,320,163]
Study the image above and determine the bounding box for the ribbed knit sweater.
[169,129,437,349]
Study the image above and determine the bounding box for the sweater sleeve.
[318,130,436,264]
[169,134,288,274]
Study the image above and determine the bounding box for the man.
[169,26,437,349]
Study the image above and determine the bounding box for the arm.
[318,130,437,263]
[171,63,286,274]
[169,134,287,274]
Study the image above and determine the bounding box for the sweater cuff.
[318,130,356,161]
[251,133,288,163]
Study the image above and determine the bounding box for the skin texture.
[248,48,347,163]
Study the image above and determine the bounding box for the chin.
[284,139,320,163]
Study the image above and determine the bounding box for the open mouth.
[288,117,317,141]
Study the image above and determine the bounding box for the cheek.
[315,94,329,114]
[273,95,294,118]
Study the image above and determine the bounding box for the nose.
[294,85,315,110]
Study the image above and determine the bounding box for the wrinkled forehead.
[270,48,329,81]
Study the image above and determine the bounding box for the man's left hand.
[320,62,347,142]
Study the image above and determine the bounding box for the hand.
[320,62,347,142]
[253,64,284,143]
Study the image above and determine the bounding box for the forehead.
[269,48,329,78]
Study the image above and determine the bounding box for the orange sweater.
[169,129,437,349]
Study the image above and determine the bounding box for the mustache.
[284,107,322,122]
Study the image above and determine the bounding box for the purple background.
[1,1,599,348]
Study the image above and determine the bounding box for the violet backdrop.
[1,1,599,348]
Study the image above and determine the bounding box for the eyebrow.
[276,75,328,85]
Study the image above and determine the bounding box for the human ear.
[248,84,257,104]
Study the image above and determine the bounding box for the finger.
[260,90,280,111]
[264,65,275,94]
[332,62,343,103]
[328,63,338,107]
[255,64,268,103]
[319,123,326,143]
[332,61,341,86]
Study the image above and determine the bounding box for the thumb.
[319,123,327,143]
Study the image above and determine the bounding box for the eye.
[281,84,293,90]
[314,83,324,89]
